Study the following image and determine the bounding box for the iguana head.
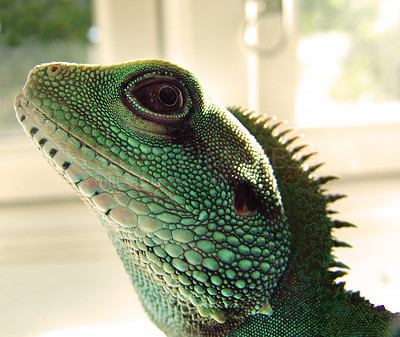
[15,60,289,335]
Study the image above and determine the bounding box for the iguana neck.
[100,217,246,337]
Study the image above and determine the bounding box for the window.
[0,0,93,135]
[297,0,400,127]
[1,2,399,335]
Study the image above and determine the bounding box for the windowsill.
[300,122,400,178]
[296,102,400,129]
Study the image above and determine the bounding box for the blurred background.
[0,0,399,336]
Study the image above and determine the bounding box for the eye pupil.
[159,86,178,106]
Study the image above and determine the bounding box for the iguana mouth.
[15,92,185,211]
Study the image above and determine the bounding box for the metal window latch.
[244,0,287,57]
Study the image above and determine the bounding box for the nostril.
[47,64,62,77]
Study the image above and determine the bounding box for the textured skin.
[15,60,399,337]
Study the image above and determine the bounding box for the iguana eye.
[124,77,191,125]
[234,182,260,216]
[132,81,184,114]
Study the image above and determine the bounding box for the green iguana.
[14,60,400,336]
